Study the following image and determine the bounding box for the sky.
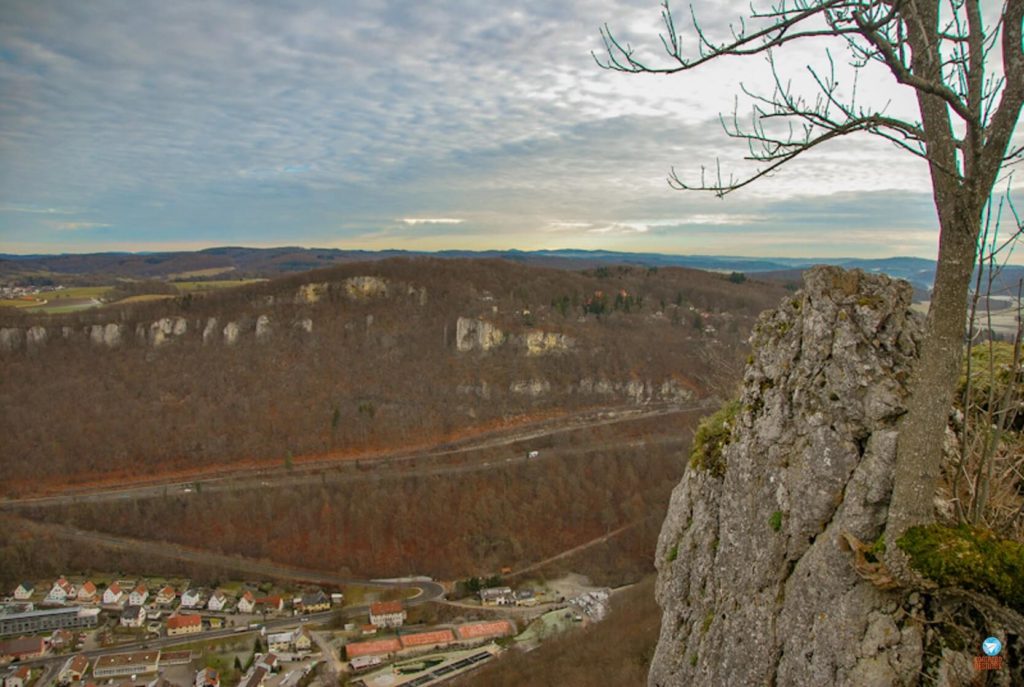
[0,0,1020,260]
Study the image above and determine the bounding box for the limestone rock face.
[296,282,329,304]
[524,330,574,355]
[344,276,388,299]
[456,317,505,352]
[26,326,47,348]
[509,379,551,396]
[223,322,240,346]
[255,315,272,341]
[650,267,929,687]
[202,318,219,345]
[149,317,186,347]
[0,327,24,352]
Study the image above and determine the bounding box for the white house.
[120,605,147,628]
[237,591,255,615]
[129,585,149,606]
[207,591,227,612]
[47,578,75,604]
[12,582,33,601]
[103,582,124,606]
[180,589,202,609]
[155,586,176,605]
[368,601,406,628]
[479,587,514,606]
[267,628,309,653]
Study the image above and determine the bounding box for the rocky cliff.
[649,267,1018,686]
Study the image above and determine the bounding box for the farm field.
[1,280,267,313]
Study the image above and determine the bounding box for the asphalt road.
[0,402,708,510]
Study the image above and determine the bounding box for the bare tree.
[596,0,1023,561]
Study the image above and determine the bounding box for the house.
[255,596,282,613]
[180,589,202,609]
[194,668,219,687]
[12,583,33,601]
[368,601,406,628]
[166,614,202,637]
[298,590,330,613]
[0,637,46,662]
[120,605,146,628]
[76,582,97,603]
[206,591,227,612]
[479,587,514,606]
[47,629,75,651]
[266,627,310,653]
[236,591,255,615]
[360,624,377,636]
[349,655,382,673]
[254,654,278,674]
[58,654,90,684]
[514,589,538,607]
[129,585,149,607]
[293,627,312,652]
[103,582,124,606]
[266,630,294,653]
[47,578,75,604]
[155,586,176,606]
[4,665,29,687]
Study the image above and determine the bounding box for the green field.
[173,279,266,292]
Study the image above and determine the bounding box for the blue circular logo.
[982,637,1002,657]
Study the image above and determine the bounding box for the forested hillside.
[1,258,784,494]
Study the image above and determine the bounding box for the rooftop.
[93,650,161,670]
[369,601,403,615]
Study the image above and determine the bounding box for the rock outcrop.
[202,317,219,345]
[524,330,574,355]
[255,315,272,341]
[1,326,24,352]
[344,276,388,299]
[223,321,241,346]
[456,317,506,352]
[296,282,329,304]
[650,267,935,686]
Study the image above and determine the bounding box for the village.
[0,573,612,687]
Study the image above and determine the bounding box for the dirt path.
[506,520,643,578]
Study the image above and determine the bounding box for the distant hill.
[4,246,1022,300]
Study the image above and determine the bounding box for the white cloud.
[400,218,465,226]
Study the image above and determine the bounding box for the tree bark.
[885,200,979,543]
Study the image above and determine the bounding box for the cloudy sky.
[0,0,1020,259]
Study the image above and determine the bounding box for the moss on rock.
[897,524,1024,612]
[689,399,740,478]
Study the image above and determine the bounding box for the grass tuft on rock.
[689,400,740,478]
[897,524,1024,612]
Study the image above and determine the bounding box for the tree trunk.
[884,203,980,545]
